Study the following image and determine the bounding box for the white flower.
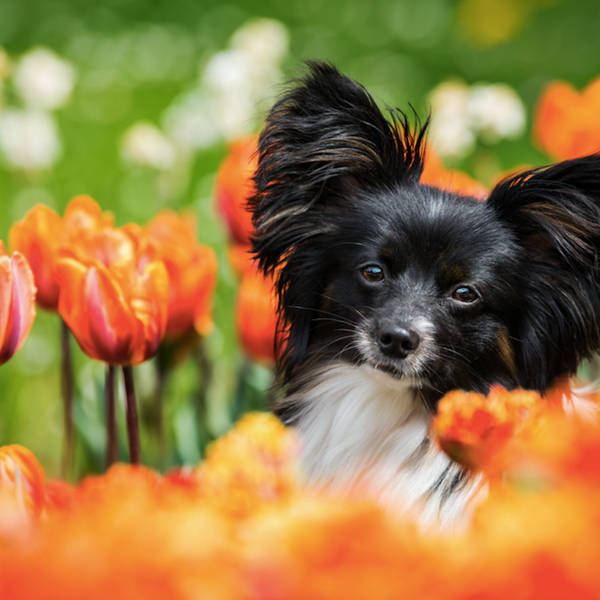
[231,19,289,67]
[428,79,526,158]
[0,109,61,170]
[13,48,76,111]
[467,84,526,143]
[121,121,176,170]
[429,81,474,158]
[162,90,220,151]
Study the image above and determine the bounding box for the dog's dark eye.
[362,265,384,283]
[452,286,478,303]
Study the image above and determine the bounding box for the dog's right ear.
[249,60,427,274]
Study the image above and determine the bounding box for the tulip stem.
[122,366,141,465]
[106,365,117,467]
[61,319,74,480]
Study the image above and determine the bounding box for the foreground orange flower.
[4,405,600,599]
[199,412,299,520]
[216,137,258,247]
[0,445,45,519]
[145,210,218,339]
[533,77,600,160]
[236,266,278,363]
[0,242,36,365]
[57,224,169,366]
[421,149,487,198]
[432,385,546,474]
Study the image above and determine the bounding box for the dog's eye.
[452,286,478,303]
[362,265,384,283]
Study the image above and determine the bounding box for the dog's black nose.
[377,321,420,358]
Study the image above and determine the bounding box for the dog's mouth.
[362,356,427,385]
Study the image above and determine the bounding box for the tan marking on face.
[497,327,517,380]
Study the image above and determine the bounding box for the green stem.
[122,366,141,465]
[61,319,74,479]
[106,365,117,467]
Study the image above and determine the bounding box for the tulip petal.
[85,266,138,365]
[0,254,13,352]
[0,252,37,363]
[58,258,136,364]
[9,204,62,310]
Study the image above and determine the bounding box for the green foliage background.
[0,0,599,479]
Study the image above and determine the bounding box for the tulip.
[0,242,37,365]
[8,196,114,312]
[145,210,218,339]
[9,204,62,310]
[57,252,169,367]
[0,444,46,518]
[216,137,258,246]
[236,265,278,364]
[533,77,600,160]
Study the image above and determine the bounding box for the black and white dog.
[249,61,600,527]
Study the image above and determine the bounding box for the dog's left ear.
[487,154,600,387]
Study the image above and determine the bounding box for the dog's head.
[250,61,600,405]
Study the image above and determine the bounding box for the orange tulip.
[533,77,600,160]
[9,196,115,311]
[421,149,488,198]
[432,385,545,474]
[9,205,62,310]
[216,137,258,246]
[0,444,46,519]
[145,210,218,338]
[56,224,169,366]
[236,266,278,364]
[0,242,36,365]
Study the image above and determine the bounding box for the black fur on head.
[249,60,600,406]
[249,61,428,377]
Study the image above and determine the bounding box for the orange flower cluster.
[3,400,600,599]
[10,197,217,365]
[533,77,600,160]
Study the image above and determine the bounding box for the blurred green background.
[0,0,599,479]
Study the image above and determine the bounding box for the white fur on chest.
[284,363,484,529]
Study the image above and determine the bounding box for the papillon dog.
[249,61,600,527]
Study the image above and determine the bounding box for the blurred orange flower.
[216,137,257,247]
[236,266,278,364]
[199,412,299,520]
[432,385,545,474]
[422,149,488,198]
[0,445,45,519]
[533,77,600,160]
[0,242,36,365]
[145,210,218,339]
[56,218,169,366]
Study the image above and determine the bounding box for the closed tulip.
[0,242,37,365]
[0,444,46,519]
[145,210,218,339]
[56,226,169,366]
[236,265,278,364]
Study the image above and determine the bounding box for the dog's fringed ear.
[249,60,427,274]
[487,154,600,389]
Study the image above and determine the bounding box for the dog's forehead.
[359,184,515,271]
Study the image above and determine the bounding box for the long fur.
[249,61,600,527]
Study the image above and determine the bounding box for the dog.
[248,61,600,528]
